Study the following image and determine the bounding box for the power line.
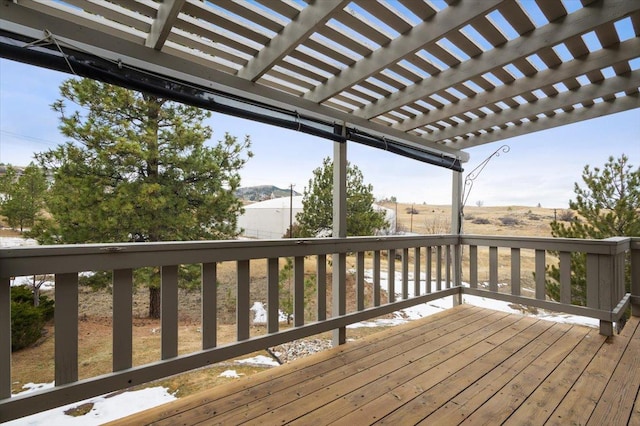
[0,130,60,146]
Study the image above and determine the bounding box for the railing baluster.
[267,258,279,333]
[413,247,421,297]
[586,253,599,309]
[402,248,409,299]
[161,265,178,359]
[294,256,304,326]
[236,260,250,341]
[388,249,395,303]
[373,251,381,306]
[332,251,346,346]
[511,248,521,296]
[426,246,432,293]
[55,273,78,385]
[436,246,442,291]
[469,245,478,289]
[0,277,10,399]
[559,252,571,304]
[356,251,365,310]
[317,255,327,321]
[202,262,217,349]
[535,250,546,300]
[113,269,132,371]
[632,240,640,317]
[445,245,451,289]
[489,246,498,292]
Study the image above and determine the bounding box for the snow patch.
[219,370,244,378]
[234,355,280,367]
[7,385,176,425]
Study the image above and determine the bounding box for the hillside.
[236,185,300,202]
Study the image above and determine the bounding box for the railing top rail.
[460,235,631,254]
[0,235,459,277]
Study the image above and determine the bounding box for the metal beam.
[434,70,640,141]
[399,37,640,133]
[305,0,503,103]
[238,0,349,82]
[359,0,639,120]
[451,93,639,148]
[145,0,185,50]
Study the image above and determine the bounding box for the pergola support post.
[452,170,463,306]
[332,124,347,346]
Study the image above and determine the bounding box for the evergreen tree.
[32,78,252,318]
[296,157,388,237]
[546,155,639,304]
[0,163,47,232]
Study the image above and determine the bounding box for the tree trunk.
[149,286,161,319]
[32,276,40,307]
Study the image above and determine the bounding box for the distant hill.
[236,185,300,202]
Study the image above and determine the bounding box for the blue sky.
[1,58,638,208]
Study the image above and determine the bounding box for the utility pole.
[289,184,295,238]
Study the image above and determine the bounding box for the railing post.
[0,276,10,399]
[632,238,640,317]
[593,238,628,336]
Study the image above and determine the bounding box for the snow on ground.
[6,384,176,426]
[0,236,38,248]
[219,370,244,378]
[250,301,289,324]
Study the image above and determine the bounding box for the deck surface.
[107,305,640,425]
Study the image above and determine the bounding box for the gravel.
[270,338,333,364]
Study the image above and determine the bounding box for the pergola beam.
[237,0,350,82]
[146,0,185,50]
[451,92,639,148]
[0,1,468,160]
[397,36,640,133]
[434,70,640,141]
[305,0,503,103]
[360,0,638,121]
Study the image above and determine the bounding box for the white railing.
[0,235,637,422]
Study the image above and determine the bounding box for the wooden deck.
[107,305,640,425]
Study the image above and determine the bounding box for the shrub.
[472,218,490,225]
[557,210,575,222]
[11,285,54,351]
[405,207,418,214]
[499,216,520,226]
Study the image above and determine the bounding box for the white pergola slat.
[0,0,638,161]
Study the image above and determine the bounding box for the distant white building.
[237,196,396,239]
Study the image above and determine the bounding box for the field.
[7,203,564,403]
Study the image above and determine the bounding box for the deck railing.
[1,235,637,422]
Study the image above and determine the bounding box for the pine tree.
[296,157,388,237]
[546,155,639,304]
[32,78,252,318]
[0,163,47,232]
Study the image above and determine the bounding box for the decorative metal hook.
[461,144,510,209]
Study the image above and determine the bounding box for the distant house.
[237,196,396,239]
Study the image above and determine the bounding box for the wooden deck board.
[106,305,640,426]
